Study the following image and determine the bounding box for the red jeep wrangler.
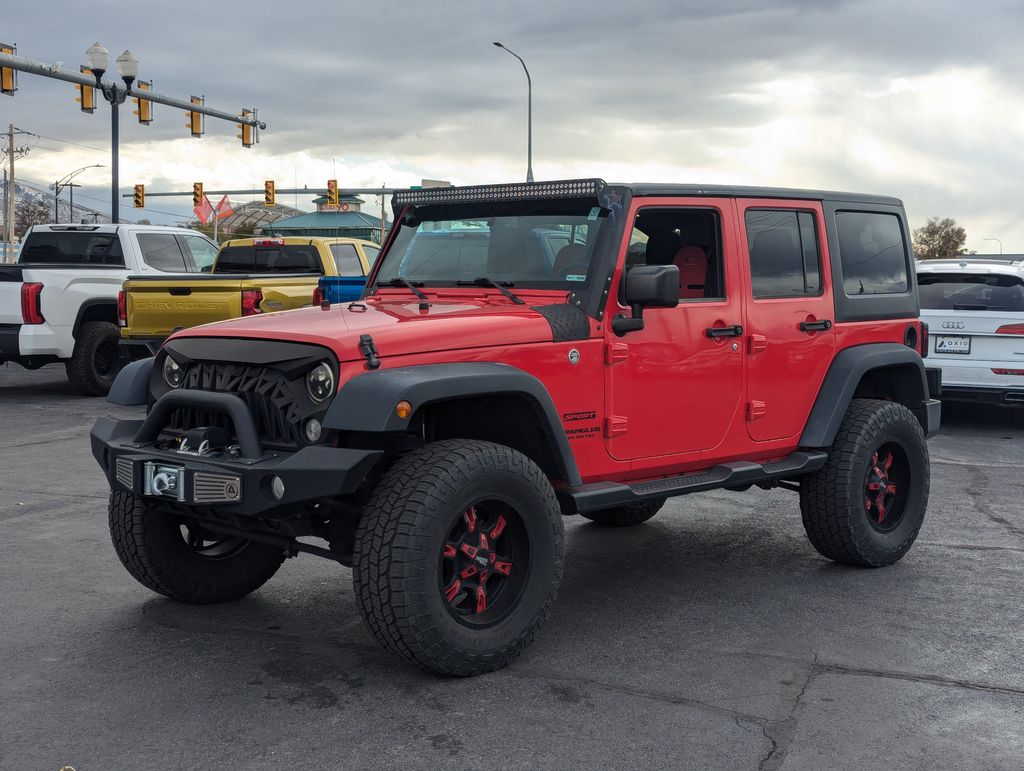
[91,179,940,675]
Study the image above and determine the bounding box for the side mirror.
[612,265,680,336]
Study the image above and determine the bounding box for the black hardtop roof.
[621,183,902,206]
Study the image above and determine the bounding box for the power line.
[15,128,105,153]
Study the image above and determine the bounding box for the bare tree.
[15,198,52,238]
[912,217,967,261]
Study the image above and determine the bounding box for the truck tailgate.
[123,276,245,339]
[0,266,24,326]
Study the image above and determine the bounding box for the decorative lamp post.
[85,43,139,223]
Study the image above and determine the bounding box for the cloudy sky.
[5,0,1024,251]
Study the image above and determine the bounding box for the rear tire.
[67,321,121,396]
[800,399,929,567]
[580,497,666,527]
[108,490,285,603]
[353,440,564,676]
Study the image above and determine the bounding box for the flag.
[193,194,213,225]
[215,194,234,221]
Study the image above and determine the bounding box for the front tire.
[353,440,564,676]
[108,490,285,603]
[800,399,929,567]
[67,320,121,396]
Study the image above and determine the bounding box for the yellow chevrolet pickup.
[119,236,379,355]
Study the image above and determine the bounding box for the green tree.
[912,217,967,261]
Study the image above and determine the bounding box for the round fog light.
[305,418,322,443]
[271,476,285,500]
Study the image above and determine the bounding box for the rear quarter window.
[836,211,909,295]
[18,232,125,267]
[329,243,362,275]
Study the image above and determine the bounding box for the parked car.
[119,236,379,356]
[916,255,1024,405]
[92,179,939,676]
[0,224,218,395]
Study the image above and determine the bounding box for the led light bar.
[393,178,605,206]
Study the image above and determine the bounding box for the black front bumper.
[91,408,383,519]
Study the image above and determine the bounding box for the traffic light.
[192,182,203,207]
[236,109,254,148]
[1,43,16,96]
[264,180,275,207]
[326,179,339,207]
[75,66,95,113]
[186,95,203,137]
[133,184,145,209]
[132,80,153,124]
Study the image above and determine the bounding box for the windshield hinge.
[358,334,381,370]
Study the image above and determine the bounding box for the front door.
[738,200,836,442]
[605,200,745,461]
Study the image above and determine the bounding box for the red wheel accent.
[864,445,906,527]
[438,502,525,626]
[445,579,462,602]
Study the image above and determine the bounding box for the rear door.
[738,200,836,442]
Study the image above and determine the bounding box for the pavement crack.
[757,663,817,771]
[967,466,1024,546]
[818,662,1024,697]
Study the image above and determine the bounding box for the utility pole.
[6,123,13,250]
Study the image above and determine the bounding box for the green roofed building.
[257,194,388,243]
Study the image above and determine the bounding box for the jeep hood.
[174,295,584,362]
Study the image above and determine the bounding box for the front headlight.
[163,356,185,388]
[306,362,335,403]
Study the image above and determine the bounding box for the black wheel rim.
[179,520,248,559]
[864,442,910,533]
[439,502,529,628]
[94,338,118,378]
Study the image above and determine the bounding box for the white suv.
[916,256,1024,405]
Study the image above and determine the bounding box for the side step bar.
[558,451,828,514]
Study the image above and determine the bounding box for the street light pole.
[85,43,138,224]
[52,164,104,223]
[983,237,1003,255]
[493,42,534,183]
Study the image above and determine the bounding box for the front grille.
[168,362,303,448]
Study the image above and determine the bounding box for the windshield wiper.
[378,277,430,308]
[455,276,526,305]
[952,303,1002,311]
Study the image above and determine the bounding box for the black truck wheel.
[353,440,564,676]
[66,321,121,396]
[800,398,929,567]
[108,490,285,603]
[580,497,666,527]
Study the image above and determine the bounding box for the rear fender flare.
[325,362,581,486]
[73,299,118,339]
[800,343,930,447]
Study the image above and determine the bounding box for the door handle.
[705,324,744,338]
[168,287,192,296]
[799,319,832,332]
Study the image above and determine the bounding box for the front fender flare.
[325,362,582,486]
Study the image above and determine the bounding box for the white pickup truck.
[0,224,219,395]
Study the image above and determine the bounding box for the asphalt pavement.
[2,364,1023,770]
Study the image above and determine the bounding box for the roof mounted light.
[392,178,606,207]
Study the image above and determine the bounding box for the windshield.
[374,202,609,288]
[918,272,1024,312]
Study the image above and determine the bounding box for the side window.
[363,246,380,268]
[836,211,909,295]
[329,243,362,275]
[138,233,187,272]
[182,235,219,273]
[745,209,821,298]
[628,208,724,301]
